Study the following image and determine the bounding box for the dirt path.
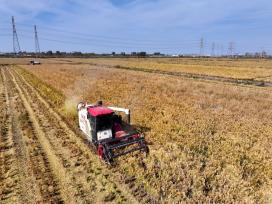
[0,65,155,203]
[11,66,159,203]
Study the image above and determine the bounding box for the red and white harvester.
[77,101,149,163]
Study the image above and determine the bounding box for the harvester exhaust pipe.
[97,100,103,106]
[127,109,130,124]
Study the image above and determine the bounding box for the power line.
[16,29,196,48]
[16,22,200,45]
[4,17,271,54]
[36,37,195,50]
[11,26,200,48]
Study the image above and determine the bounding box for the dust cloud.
[62,66,101,115]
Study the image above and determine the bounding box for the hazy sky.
[0,0,272,54]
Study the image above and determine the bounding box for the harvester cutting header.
[77,101,149,163]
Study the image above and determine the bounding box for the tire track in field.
[2,67,65,203]
[3,69,86,203]
[0,67,41,203]
[0,68,21,203]
[9,67,139,203]
[1,67,43,203]
[4,67,90,203]
[12,67,159,203]
[1,67,68,203]
[1,67,38,204]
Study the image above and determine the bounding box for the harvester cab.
[77,101,148,163]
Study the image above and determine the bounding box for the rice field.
[15,57,272,203]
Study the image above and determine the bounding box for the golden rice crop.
[18,59,272,203]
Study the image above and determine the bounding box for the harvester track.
[0,68,21,203]
[11,66,159,203]
[1,67,66,203]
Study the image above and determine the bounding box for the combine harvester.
[77,101,149,163]
[29,60,41,65]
